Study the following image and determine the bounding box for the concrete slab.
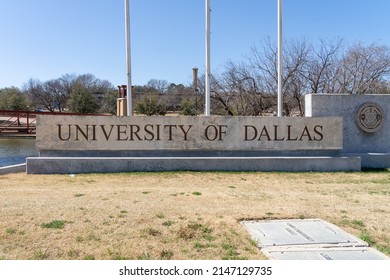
[264,247,390,260]
[26,156,361,174]
[242,219,367,247]
[242,219,389,260]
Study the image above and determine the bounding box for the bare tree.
[211,73,236,116]
[282,39,310,116]
[302,38,343,94]
[24,74,114,112]
[249,37,310,116]
[218,61,274,116]
[43,79,69,112]
[24,79,55,112]
[249,37,278,95]
[216,38,390,116]
[146,79,169,94]
[335,43,390,94]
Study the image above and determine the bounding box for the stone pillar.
[305,94,390,168]
[117,85,128,116]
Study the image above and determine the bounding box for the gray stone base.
[0,163,26,175]
[350,153,390,169]
[26,156,361,174]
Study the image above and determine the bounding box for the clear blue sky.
[1,0,389,89]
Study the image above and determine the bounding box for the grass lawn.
[0,171,389,260]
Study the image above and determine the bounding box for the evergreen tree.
[135,95,167,116]
[67,84,99,114]
[0,87,30,110]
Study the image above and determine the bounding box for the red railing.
[0,110,36,135]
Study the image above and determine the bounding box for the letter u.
[58,124,72,141]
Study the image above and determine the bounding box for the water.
[0,138,37,167]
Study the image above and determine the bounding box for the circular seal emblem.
[355,103,384,133]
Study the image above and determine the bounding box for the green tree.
[0,87,30,110]
[135,94,166,116]
[67,84,100,113]
[100,90,117,115]
[179,98,198,116]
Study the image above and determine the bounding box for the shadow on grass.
[361,168,390,173]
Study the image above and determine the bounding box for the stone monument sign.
[36,115,343,152]
[26,114,359,173]
[33,95,390,173]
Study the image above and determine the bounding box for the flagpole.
[277,0,283,117]
[205,0,211,116]
[124,0,133,116]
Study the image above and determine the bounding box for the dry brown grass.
[0,171,389,260]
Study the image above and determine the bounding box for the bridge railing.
[0,110,109,135]
[0,110,36,134]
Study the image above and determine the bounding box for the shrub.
[135,95,167,116]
